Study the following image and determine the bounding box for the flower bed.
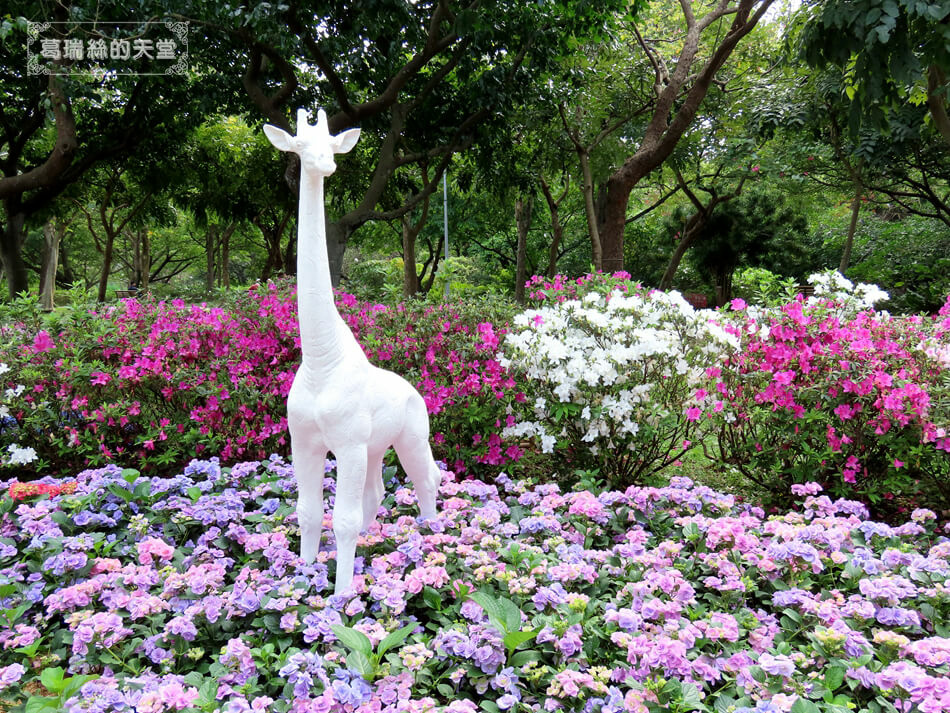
[710,283,950,513]
[0,283,518,476]
[1,459,948,712]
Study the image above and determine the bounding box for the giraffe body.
[265,108,440,595]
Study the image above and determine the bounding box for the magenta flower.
[32,330,55,352]
[90,371,111,386]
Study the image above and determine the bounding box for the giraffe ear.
[332,128,361,154]
[264,124,295,153]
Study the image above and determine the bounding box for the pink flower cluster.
[711,294,950,510]
[525,271,635,303]
[2,280,520,475]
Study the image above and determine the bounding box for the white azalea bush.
[807,269,891,313]
[0,361,37,468]
[499,286,738,486]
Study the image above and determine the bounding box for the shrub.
[1,461,948,713]
[525,271,639,304]
[500,279,738,487]
[732,267,800,307]
[333,291,521,474]
[0,283,520,476]
[711,273,950,515]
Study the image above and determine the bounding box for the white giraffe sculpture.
[264,108,440,595]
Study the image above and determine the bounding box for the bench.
[114,290,138,299]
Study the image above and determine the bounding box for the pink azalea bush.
[0,459,948,712]
[525,271,640,304]
[0,282,519,476]
[710,285,950,514]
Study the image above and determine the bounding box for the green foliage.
[25,667,98,713]
[331,622,417,682]
[844,215,950,314]
[466,591,540,662]
[797,0,950,133]
[684,189,809,303]
[344,254,514,304]
[732,267,800,307]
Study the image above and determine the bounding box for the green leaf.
[792,699,821,713]
[25,698,62,713]
[713,694,736,713]
[437,683,455,698]
[378,623,417,657]
[502,628,539,652]
[824,666,846,691]
[509,649,543,667]
[61,674,98,699]
[468,591,509,634]
[40,666,65,692]
[498,597,523,632]
[679,683,709,712]
[422,586,442,611]
[186,487,202,503]
[331,625,373,656]
[346,650,375,680]
[121,468,141,483]
[106,484,133,503]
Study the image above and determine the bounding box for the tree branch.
[0,74,77,200]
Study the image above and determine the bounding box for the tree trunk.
[601,161,651,274]
[402,214,421,297]
[839,184,862,275]
[326,220,352,287]
[39,220,63,311]
[58,236,75,288]
[577,149,603,271]
[1,207,28,298]
[658,175,746,290]
[540,175,568,278]
[221,225,231,289]
[598,0,773,272]
[97,231,116,302]
[659,213,706,290]
[132,229,141,286]
[927,65,950,149]
[715,270,734,307]
[282,226,295,277]
[205,223,217,292]
[139,229,151,292]
[514,195,533,304]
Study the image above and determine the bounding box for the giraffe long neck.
[296,169,342,367]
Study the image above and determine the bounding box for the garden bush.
[1,460,949,712]
[817,214,950,315]
[503,273,738,487]
[711,272,950,515]
[0,283,520,477]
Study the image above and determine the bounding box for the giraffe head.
[264,108,361,178]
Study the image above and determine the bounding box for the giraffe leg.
[291,433,327,564]
[362,449,386,531]
[332,444,367,595]
[393,394,440,520]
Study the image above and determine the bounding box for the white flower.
[540,435,556,453]
[0,363,9,375]
[6,444,37,465]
